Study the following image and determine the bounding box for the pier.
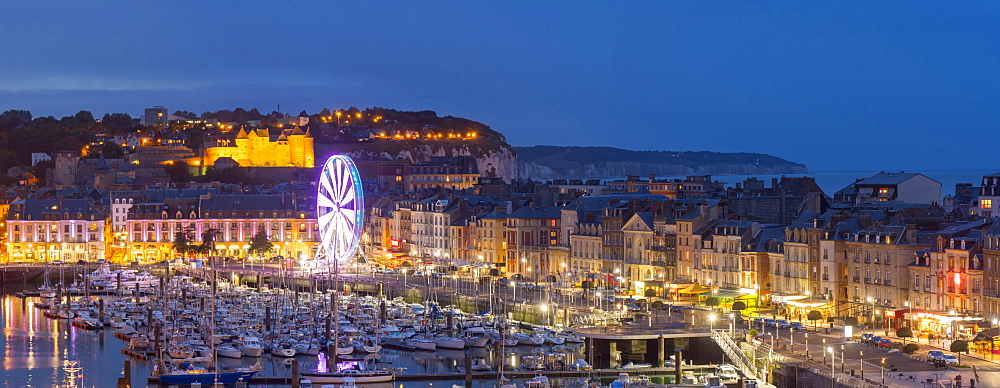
[147,365,725,385]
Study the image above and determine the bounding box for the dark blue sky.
[2,2,998,171]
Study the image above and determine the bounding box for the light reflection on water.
[1,295,584,387]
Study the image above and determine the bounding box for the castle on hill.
[203,126,315,168]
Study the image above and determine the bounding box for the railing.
[884,280,892,286]
[711,329,757,379]
[864,277,871,284]
[853,276,860,283]
[822,274,829,280]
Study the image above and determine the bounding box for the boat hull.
[158,370,258,385]
[300,371,394,383]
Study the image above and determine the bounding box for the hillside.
[313,108,517,181]
[515,146,808,179]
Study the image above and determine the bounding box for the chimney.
[648,174,655,183]
[905,223,917,244]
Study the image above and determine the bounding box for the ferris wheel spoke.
[317,193,337,209]
[339,185,356,208]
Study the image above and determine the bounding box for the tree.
[731,301,747,323]
[171,229,193,258]
[748,329,759,337]
[951,340,969,366]
[902,343,920,354]
[808,310,824,331]
[644,288,657,298]
[164,162,193,183]
[74,110,95,124]
[896,327,913,346]
[101,113,133,133]
[248,227,273,260]
[196,228,220,262]
[705,297,720,309]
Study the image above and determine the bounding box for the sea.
[677,170,994,199]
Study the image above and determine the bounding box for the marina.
[1,261,742,388]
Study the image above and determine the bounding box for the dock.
[147,366,720,385]
[121,348,152,360]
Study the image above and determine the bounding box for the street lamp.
[867,296,875,329]
[840,344,845,373]
[805,332,809,358]
[827,347,835,381]
[860,350,864,379]
[709,313,716,332]
[822,338,827,364]
[881,357,886,386]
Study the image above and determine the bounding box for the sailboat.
[154,271,261,385]
[300,253,393,384]
[39,267,57,299]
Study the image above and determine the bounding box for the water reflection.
[1,295,585,387]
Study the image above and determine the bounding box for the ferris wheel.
[315,154,364,268]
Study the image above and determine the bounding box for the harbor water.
[0,294,589,388]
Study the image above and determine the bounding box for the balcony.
[873,278,880,285]
[864,277,871,284]
[884,280,892,286]
[822,274,829,281]
[853,257,860,263]
[973,288,981,294]
[853,276,860,283]
[864,259,871,264]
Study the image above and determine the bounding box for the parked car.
[860,333,875,344]
[789,322,806,331]
[874,338,893,348]
[943,354,959,365]
[926,350,945,362]
[775,319,789,328]
[51,260,65,265]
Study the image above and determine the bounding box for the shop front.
[911,311,988,341]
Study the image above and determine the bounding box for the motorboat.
[435,336,466,350]
[513,333,545,346]
[405,337,436,351]
[167,345,195,360]
[271,342,297,357]
[620,362,652,369]
[237,336,265,357]
[155,362,260,386]
[456,357,492,372]
[216,343,243,358]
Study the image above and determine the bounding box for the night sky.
[2,2,999,171]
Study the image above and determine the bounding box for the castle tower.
[234,128,250,165]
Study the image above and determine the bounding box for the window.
[983,199,994,209]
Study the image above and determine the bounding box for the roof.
[856,172,940,186]
[509,205,563,219]
[200,194,297,212]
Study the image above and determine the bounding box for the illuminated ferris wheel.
[315,154,364,268]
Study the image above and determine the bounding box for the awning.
[771,294,808,303]
[679,284,712,294]
[786,301,831,309]
[703,290,742,299]
[972,328,1000,342]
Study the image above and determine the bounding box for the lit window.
[878,188,889,195]
[982,199,993,209]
